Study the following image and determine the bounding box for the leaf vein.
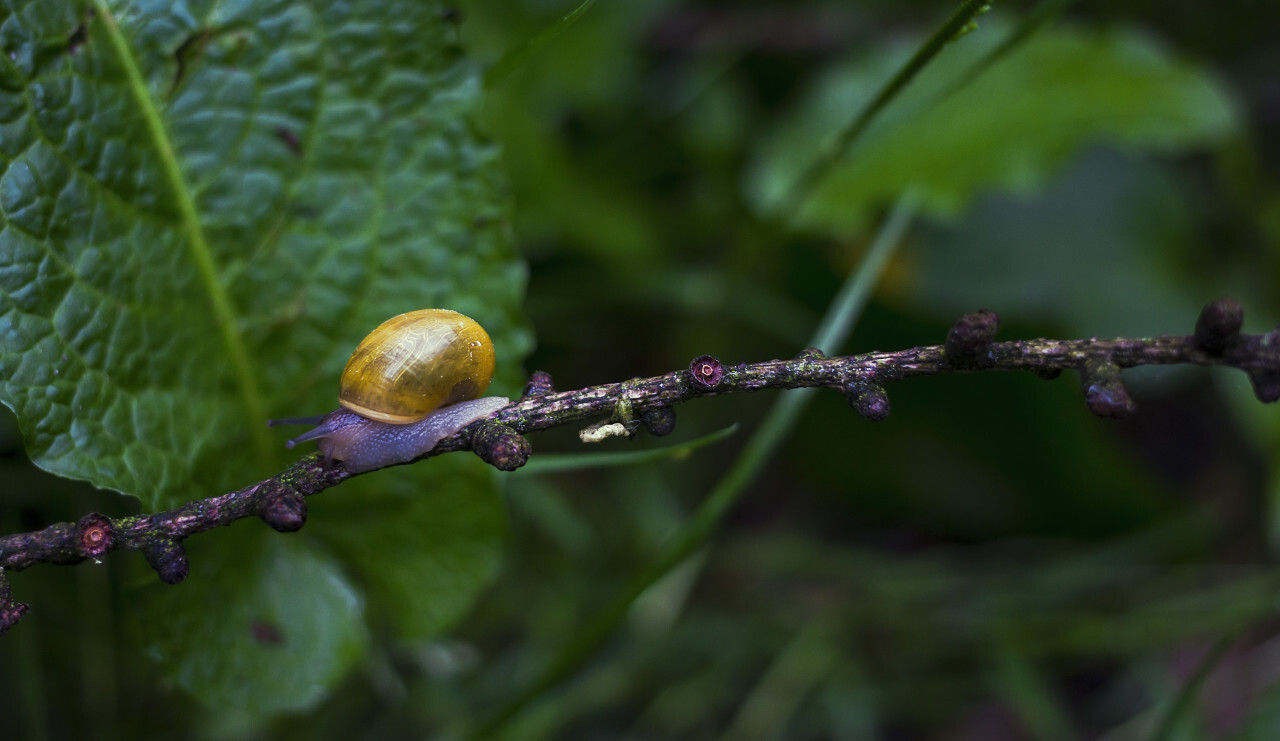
[90,0,271,470]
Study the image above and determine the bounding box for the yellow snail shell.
[271,309,509,472]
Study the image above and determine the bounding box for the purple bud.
[143,540,190,585]
[1249,370,1280,404]
[76,512,115,559]
[472,422,532,471]
[945,310,999,366]
[523,370,556,398]
[0,600,29,636]
[847,382,890,421]
[259,490,307,533]
[1080,360,1135,418]
[689,355,724,389]
[641,407,677,436]
[1194,297,1243,355]
[0,574,29,635]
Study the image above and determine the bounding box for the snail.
[269,309,511,473]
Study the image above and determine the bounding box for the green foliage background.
[2,0,1279,738]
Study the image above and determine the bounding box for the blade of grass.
[1148,632,1239,741]
[485,0,598,88]
[916,0,1078,117]
[718,621,836,741]
[991,633,1076,741]
[777,0,991,216]
[959,0,1077,87]
[471,192,919,739]
[517,425,739,474]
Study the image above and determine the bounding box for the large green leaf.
[0,0,528,716]
[312,455,506,640]
[0,0,530,508]
[747,21,1238,232]
[137,531,369,722]
[130,458,505,720]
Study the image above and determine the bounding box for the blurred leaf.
[479,92,662,264]
[466,2,675,267]
[0,0,529,510]
[311,457,505,640]
[138,459,509,719]
[905,149,1203,337]
[132,462,500,718]
[137,532,368,722]
[748,22,1238,233]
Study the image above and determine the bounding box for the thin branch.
[1,297,1277,634]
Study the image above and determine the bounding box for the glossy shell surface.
[339,309,495,424]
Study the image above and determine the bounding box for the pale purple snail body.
[270,309,510,473]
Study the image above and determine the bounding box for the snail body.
[273,309,510,473]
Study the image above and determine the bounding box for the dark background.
[3,0,1279,738]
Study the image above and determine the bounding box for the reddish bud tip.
[688,355,724,389]
[76,512,115,558]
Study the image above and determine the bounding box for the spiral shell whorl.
[339,309,495,424]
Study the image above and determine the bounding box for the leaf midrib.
[92,0,272,470]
